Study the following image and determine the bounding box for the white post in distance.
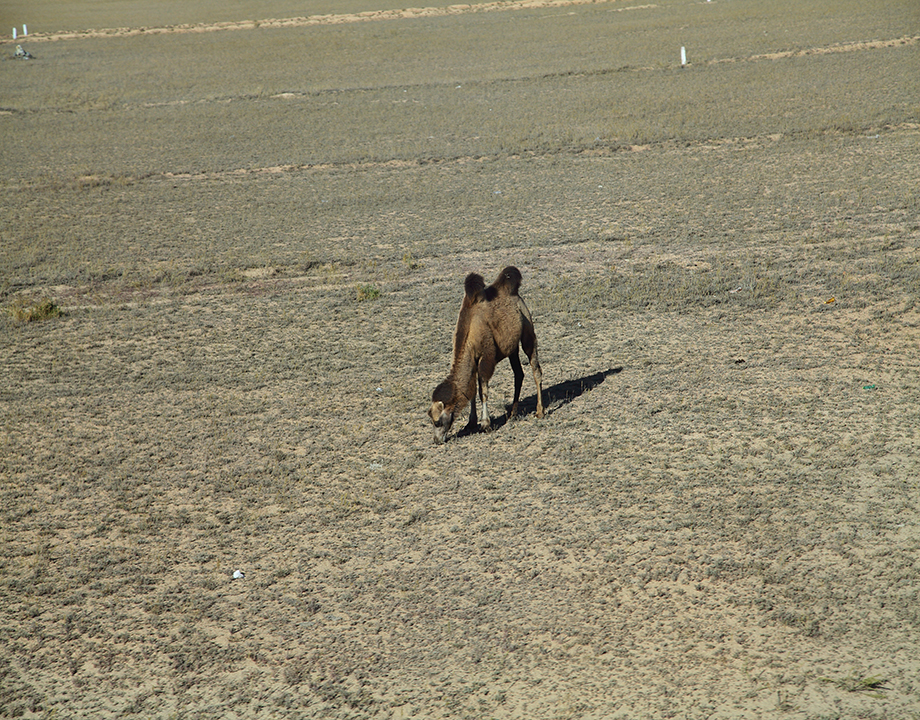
[680,46,687,66]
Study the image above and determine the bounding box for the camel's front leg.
[475,355,497,431]
[478,371,491,430]
[464,395,478,432]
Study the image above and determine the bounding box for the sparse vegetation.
[402,251,421,271]
[822,673,891,697]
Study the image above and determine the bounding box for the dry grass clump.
[5,296,63,323]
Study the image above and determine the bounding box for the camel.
[429,266,544,443]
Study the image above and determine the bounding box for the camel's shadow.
[457,366,623,437]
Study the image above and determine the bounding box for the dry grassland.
[2,0,919,718]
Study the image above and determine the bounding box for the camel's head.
[429,382,455,444]
[429,400,454,444]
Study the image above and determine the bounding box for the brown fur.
[429,266,544,443]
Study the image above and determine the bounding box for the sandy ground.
[2,1,919,718]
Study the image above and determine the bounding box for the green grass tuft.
[355,284,381,302]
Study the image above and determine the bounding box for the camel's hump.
[493,266,522,295]
[464,272,486,298]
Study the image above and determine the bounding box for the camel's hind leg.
[508,350,525,418]
[520,321,545,419]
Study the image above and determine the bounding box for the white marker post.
[23,24,27,37]
[12,27,16,40]
[680,46,687,66]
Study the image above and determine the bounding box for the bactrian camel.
[429,266,544,443]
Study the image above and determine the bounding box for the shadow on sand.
[457,366,623,438]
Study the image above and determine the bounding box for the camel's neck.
[446,345,478,408]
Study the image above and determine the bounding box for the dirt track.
[2,0,919,718]
[8,0,660,41]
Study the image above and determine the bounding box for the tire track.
[709,34,920,65]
